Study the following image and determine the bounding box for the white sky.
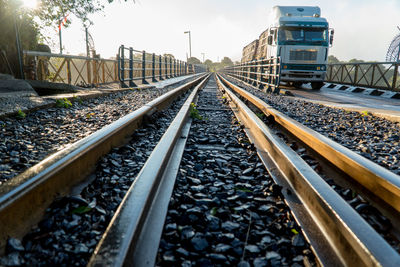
[49,0,400,62]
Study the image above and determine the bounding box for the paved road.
[281,83,400,121]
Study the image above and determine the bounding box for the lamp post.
[184,31,192,59]
[84,21,93,58]
[201,53,205,63]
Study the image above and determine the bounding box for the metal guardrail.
[118,45,192,88]
[23,48,202,88]
[24,50,118,87]
[326,62,400,91]
[222,57,281,93]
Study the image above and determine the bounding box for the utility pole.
[201,53,205,63]
[184,31,192,58]
[59,21,63,54]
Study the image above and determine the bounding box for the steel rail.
[215,74,400,266]
[0,74,208,253]
[218,74,400,219]
[88,74,210,267]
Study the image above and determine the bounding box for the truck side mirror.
[329,29,334,46]
[267,35,273,45]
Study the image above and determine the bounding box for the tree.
[163,54,175,59]
[0,0,40,76]
[203,59,215,72]
[187,57,201,65]
[328,55,340,64]
[35,0,133,27]
[220,57,233,67]
[348,58,365,64]
[0,0,133,78]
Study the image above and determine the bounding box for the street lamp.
[201,53,205,63]
[184,31,192,59]
[84,21,93,58]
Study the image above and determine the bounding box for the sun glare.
[22,0,37,9]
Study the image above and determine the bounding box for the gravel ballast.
[223,76,400,253]
[156,76,315,266]
[224,76,400,176]
[0,77,196,184]
[0,86,193,266]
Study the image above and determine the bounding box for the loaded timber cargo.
[241,6,334,90]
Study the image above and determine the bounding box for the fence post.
[259,59,266,89]
[114,61,118,82]
[370,64,375,87]
[66,59,71,84]
[340,65,344,83]
[165,57,168,78]
[158,55,163,80]
[169,57,172,77]
[392,64,398,91]
[129,47,136,87]
[87,57,92,87]
[142,50,148,84]
[102,61,105,83]
[120,45,125,87]
[354,64,359,84]
[92,60,97,85]
[273,58,280,93]
[152,53,157,82]
[175,59,177,77]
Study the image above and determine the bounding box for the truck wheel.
[311,82,324,90]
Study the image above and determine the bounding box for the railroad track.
[0,74,208,265]
[1,72,400,266]
[216,73,400,266]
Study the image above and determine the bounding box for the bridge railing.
[326,62,400,91]
[118,45,195,88]
[23,51,118,87]
[222,58,281,92]
[23,49,199,88]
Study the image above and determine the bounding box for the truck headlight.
[321,65,326,71]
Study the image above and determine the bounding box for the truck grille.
[289,50,317,61]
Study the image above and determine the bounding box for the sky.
[42,0,400,63]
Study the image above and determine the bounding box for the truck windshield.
[279,27,327,44]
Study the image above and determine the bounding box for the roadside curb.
[324,83,400,99]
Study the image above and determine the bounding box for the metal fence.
[24,51,118,87]
[23,48,200,88]
[118,45,195,88]
[326,62,400,91]
[222,58,281,92]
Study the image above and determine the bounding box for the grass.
[256,112,265,119]
[86,112,95,119]
[56,98,73,108]
[16,109,26,119]
[361,110,369,117]
[189,103,203,120]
